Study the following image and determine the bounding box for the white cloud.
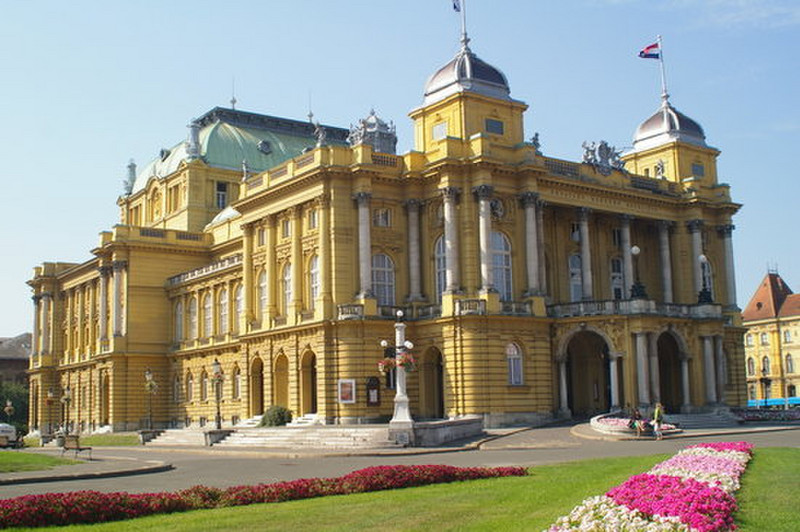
[668,0,800,29]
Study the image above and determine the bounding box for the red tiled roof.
[742,273,794,321]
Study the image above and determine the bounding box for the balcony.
[547,299,722,319]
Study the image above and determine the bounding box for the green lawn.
[15,448,800,531]
[0,452,75,473]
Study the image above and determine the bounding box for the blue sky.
[1,0,798,336]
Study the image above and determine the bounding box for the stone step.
[147,429,208,446]
[666,413,741,430]
[214,426,398,449]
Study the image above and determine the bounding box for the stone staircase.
[146,428,209,446]
[213,425,400,450]
[666,411,743,430]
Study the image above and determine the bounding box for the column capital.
[32,294,42,304]
[314,193,331,209]
[686,219,704,233]
[97,265,113,276]
[353,191,372,203]
[112,260,128,271]
[518,191,539,207]
[472,184,494,200]
[619,214,634,224]
[716,223,735,237]
[577,207,591,221]
[440,186,461,201]
[658,219,675,231]
[404,198,421,211]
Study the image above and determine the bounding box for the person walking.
[631,407,644,438]
[652,402,664,440]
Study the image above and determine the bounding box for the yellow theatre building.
[27,34,746,435]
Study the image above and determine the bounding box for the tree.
[0,382,29,434]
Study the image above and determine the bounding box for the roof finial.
[453,0,470,50]
[230,76,237,110]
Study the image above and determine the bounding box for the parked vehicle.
[0,423,22,448]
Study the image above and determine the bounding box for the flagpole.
[460,0,469,47]
[657,35,669,103]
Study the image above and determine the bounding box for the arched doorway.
[657,332,683,412]
[419,347,445,419]
[300,351,317,416]
[250,357,264,416]
[565,331,612,416]
[100,372,110,426]
[273,354,289,409]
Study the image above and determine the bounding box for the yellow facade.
[27,40,746,434]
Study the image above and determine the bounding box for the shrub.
[260,405,293,426]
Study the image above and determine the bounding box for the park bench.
[61,434,92,459]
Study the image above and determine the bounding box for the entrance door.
[565,331,611,416]
[250,358,264,416]
[300,352,317,415]
[420,348,445,419]
[657,333,683,413]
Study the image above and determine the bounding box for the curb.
[572,423,800,442]
[0,461,173,486]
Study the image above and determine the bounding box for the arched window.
[745,334,753,346]
[569,254,583,302]
[434,236,446,303]
[787,354,795,374]
[308,255,319,310]
[610,257,624,300]
[174,300,184,342]
[185,373,194,402]
[234,284,243,334]
[701,259,714,300]
[203,293,213,337]
[760,332,769,346]
[762,356,770,374]
[506,343,523,386]
[232,366,241,399]
[747,357,755,376]
[201,371,209,401]
[282,263,292,314]
[492,231,512,302]
[218,288,228,335]
[188,297,198,339]
[258,271,267,319]
[372,253,396,306]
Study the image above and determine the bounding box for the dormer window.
[159,148,171,161]
[257,140,272,155]
[692,163,705,177]
[432,121,448,141]
[485,119,504,135]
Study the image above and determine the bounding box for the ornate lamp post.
[46,388,55,436]
[3,400,13,424]
[379,310,415,425]
[630,245,648,299]
[144,368,157,430]
[759,368,771,409]
[61,386,72,434]
[211,359,223,430]
[697,254,713,304]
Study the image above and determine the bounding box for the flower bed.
[591,414,678,436]
[731,407,800,422]
[0,465,526,529]
[548,441,754,531]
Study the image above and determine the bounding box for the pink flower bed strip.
[548,442,754,531]
[0,465,526,529]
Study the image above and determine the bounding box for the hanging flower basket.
[378,357,395,375]
[396,352,416,372]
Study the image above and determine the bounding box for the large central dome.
[423,44,511,106]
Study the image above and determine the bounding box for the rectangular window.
[281,219,291,238]
[611,228,622,248]
[746,334,753,347]
[216,182,228,210]
[373,208,391,227]
[308,209,318,230]
[432,121,448,141]
[692,163,705,177]
[784,330,791,343]
[570,222,581,242]
[485,118,504,135]
[644,168,650,177]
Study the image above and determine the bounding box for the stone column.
[31,295,41,357]
[681,356,691,409]
[648,333,661,403]
[98,266,110,344]
[608,352,621,411]
[290,207,302,313]
[354,192,373,297]
[658,221,674,303]
[242,224,254,325]
[405,199,422,301]
[474,185,494,292]
[558,359,569,414]
[112,261,127,337]
[687,220,704,295]
[717,224,737,308]
[520,192,540,295]
[715,335,726,404]
[41,293,51,355]
[537,199,547,294]
[264,216,276,322]
[635,332,650,406]
[578,208,593,300]
[318,195,332,309]
[442,187,461,292]
[620,215,633,298]
[702,335,718,404]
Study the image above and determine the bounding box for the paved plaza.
[1,423,798,499]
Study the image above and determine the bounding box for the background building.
[742,272,800,407]
[0,333,30,386]
[27,36,746,434]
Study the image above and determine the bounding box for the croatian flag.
[639,42,660,59]
[453,0,461,12]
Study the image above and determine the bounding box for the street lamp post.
[144,368,157,430]
[211,359,223,430]
[759,368,771,410]
[697,254,713,304]
[61,386,72,434]
[630,245,648,299]
[3,400,14,424]
[380,310,414,425]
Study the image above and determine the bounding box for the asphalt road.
[1,424,797,499]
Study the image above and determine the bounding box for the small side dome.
[205,205,241,230]
[423,45,511,106]
[632,99,707,151]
